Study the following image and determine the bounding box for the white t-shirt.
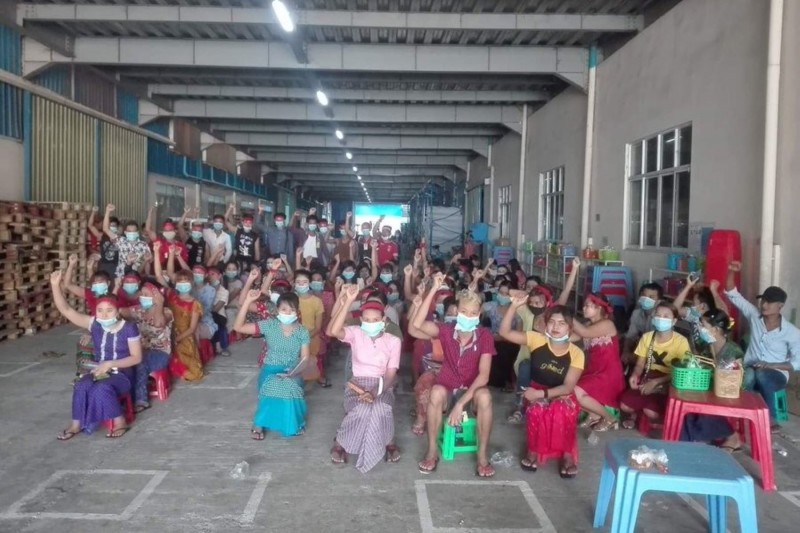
[302,234,318,259]
[214,285,229,317]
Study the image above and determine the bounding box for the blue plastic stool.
[773,389,789,422]
[593,438,758,533]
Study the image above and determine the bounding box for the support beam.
[146,100,523,128]
[26,38,588,88]
[150,84,547,104]
[265,165,458,179]
[210,122,506,137]
[224,132,490,158]
[254,151,469,170]
[17,5,643,33]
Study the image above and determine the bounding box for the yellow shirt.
[298,295,324,356]
[525,331,585,387]
[634,331,691,374]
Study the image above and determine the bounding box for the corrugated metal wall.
[116,88,139,125]
[0,24,22,139]
[30,96,96,204]
[31,65,71,98]
[0,24,21,74]
[101,122,147,222]
[74,66,115,117]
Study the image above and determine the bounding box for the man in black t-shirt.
[184,220,207,268]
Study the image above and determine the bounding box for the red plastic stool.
[199,339,215,365]
[148,368,171,401]
[103,393,135,431]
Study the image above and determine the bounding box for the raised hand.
[412,294,423,308]
[247,268,261,283]
[709,279,720,292]
[183,207,192,216]
[432,272,446,288]
[91,206,99,212]
[344,283,359,301]
[510,293,528,308]
[244,289,261,303]
[309,207,317,215]
[105,204,115,214]
[346,211,353,218]
[403,264,413,277]
[728,261,742,272]
[280,254,287,264]
[49,270,63,286]
[168,245,177,256]
[572,257,581,269]
[152,240,161,253]
[68,254,78,267]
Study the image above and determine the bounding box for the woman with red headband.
[572,292,625,431]
[50,270,142,440]
[327,284,402,472]
[500,295,584,478]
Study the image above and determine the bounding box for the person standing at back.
[375,223,400,266]
[259,207,295,259]
[225,203,260,273]
[203,212,233,271]
[176,208,207,269]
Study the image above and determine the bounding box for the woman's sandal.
[507,411,523,424]
[476,462,496,478]
[317,378,332,388]
[579,416,601,429]
[330,444,347,464]
[559,459,578,479]
[520,456,538,472]
[106,426,130,439]
[621,417,637,430]
[411,422,425,436]
[418,457,438,474]
[250,428,265,441]
[57,429,79,441]
[134,403,151,414]
[593,418,619,432]
[385,445,401,463]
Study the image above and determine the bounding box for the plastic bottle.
[230,461,250,480]
[587,431,599,446]
[772,442,788,457]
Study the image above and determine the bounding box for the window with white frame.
[540,166,565,241]
[155,183,185,224]
[498,185,511,239]
[627,125,691,249]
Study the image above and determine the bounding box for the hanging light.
[345,151,353,160]
[352,166,358,172]
[271,0,295,33]
[335,129,344,140]
[316,90,329,106]
[357,175,362,180]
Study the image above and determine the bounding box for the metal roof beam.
[265,165,457,178]
[149,84,547,104]
[26,38,588,89]
[210,122,505,137]
[18,5,642,33]
[254,150,469,171]
[224,132,490,158]
[140,100,523,128]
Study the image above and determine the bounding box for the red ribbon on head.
[162,221,176,230]
[95,296,119,309]
[122,273,140,283]
[360,300,385,316]
[586,293,614,315]
[271,279,291,289]
[532,285,553,307]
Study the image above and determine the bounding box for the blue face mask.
[435,303,445,316]
[307,224,317,232]
[122,283,139,295]
[295,284,310,295]
[110,226,119,234]
[387,292,399,303]
[270,292,280,304]
[361,229,370,237]
[191,231,203,241]
[455,314,480,332]
[319,227,329,235]
[342,271,355,280]
[496,294,511,306]
[96,317,118,329]
[225,270,238,279]
[546,331,570,343]
[699,327,716,344]
[275,220,286,229]
[360,320,385,337]
[125,232,139,242]
[193,274,205,285]
[213,222,224,231]
[210,279,220,287]
[444,315,457,324]
[139,296,154,310]
[652,317,674,332]
[686,306,701,323]
[639,296,656,311]
[380,273,393,283]
[310,281,324,292]
[277,312,297,325]
[339,229,347,237]
[91,283,109,296]
[175,282,192,294]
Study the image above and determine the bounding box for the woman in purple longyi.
[50,270,143,440]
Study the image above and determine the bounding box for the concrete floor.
[1,325,799,533]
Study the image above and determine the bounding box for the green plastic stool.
[774,389,789,422]
[438,418,478,460]
[579,406,620,424]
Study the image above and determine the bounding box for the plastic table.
[662,387,775,491]
[593,438,758,533]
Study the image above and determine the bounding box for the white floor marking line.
[0,362,41,378]
[240,472,272,524]
[780,491,800,509]
[415,479,556,533]
[677,494,732,533]
[0,469,168,521]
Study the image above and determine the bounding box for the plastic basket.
[672,366,712,391]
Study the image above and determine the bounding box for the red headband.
[95,296,119,309]
[162,222,176,230]
[272,279,291,289]
[360,300,385,315]
[532,286,553,306]
[587,293,614,315]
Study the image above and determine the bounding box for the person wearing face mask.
[224,205,261,273]
[482,280,520,391]
[103,204,150,279]
[259,209,295,260]
[375,224,399,267]
[332,212,356,262]
[153,242,205,381]
[117,272,143,308]
[356,220,375,265]
[500,297,585,478]
[235,290,311,439]
[385,281,404,320]
[293,270,324,383]
[412,276,496,477]
[121,284,173,413]
[619,302,690,430]
[673,275,728,353]
[182,265,218,348]
[622,282,664,366]
[177,213,207,269]
[223,261,244,336]
[203,213,233,268]
[88,206,119,279]
[408,295,458,436]
[50,270,143,440]
[146,204,189,267]
[205,268,231,357]
[310,270,335,388]
[329,258,359,287]
[327,285,402,471]
[679,310,744,451]
[298,214,324,263]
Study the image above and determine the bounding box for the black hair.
[124,220,140,231]
[498,280,512,291]
[91,271,112,284]
[544,305,575,327]
[655,301,678,317]
[341,260,357,271]
[294,269,312,281]
[639,282,664,300]
[526,275,544,285]
[432,258,446,272]
[306,215,318,224]
[443,296,458,313]
[693,287,717,311]
[366,289,388,305]
[276,292,300,313]
[703,309,734,333]
[381,262,395,273]
[274,212,287,220]
[213,214,225,221]
[109,216,119,225]
[319,218,328,224]
[507,258,522,272]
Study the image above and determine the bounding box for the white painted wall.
[522,88,588,246]
[489,132,521,246]
[589,0,768,292]
[0,138,24,202]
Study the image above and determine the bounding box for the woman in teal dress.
[234,289,311,439]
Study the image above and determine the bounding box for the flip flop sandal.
[507,411,523,424]
[330,445,348,464]
[476,463,496,478]
[520,457,538,472]
[579,416,601,429]
[621,418,637,430]
[593,418,619,432]
[719,445,743,454]
[317,379,332,388]
[385,445,401,463]
[134,403,151,414]
[57,429,79,441]
[250,428,265,441]
[106,426,130,439]
[418,458,438,474]
[559,462,578,479]
[411,424,425,436]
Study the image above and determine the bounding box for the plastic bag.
[628,445,669,473]
[229,461,250,480]
[490,451,515,468]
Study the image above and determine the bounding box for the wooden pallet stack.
[0,201,90,339]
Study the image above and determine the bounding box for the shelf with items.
[649,267,693,300]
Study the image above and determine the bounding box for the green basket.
[672,366,713,391]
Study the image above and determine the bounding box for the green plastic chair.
[579,406,620,424]
[438,418,478,460]
[774,389,789,422]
